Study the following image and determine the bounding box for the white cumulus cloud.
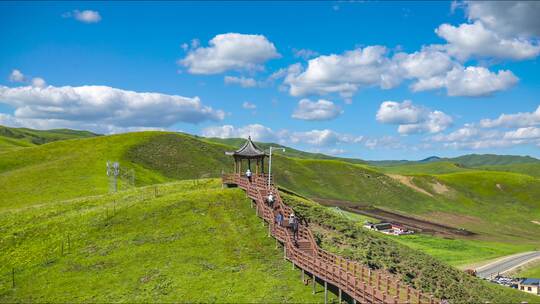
[503,127,540,140]
[9,69,25,82]
[242,101,257,110]
[479,105,540,128]
[31,77,46,88]
[436,21,540,61]
[412,66,518,97]
[376,100,453,134]
[0,85,224,132]
[224,76,257,88]
[465,1,540,38]
[292,99,343,121]
[202,124,362,147]
[284,46,400,100]
[180,33,280,74]
[63,10,102,23]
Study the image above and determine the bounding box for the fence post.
[61,240,64,256]
[12,268,15,288]
[324,281,328,304]
[312,273,316,294]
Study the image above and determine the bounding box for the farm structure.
[364,222,414,236]
[518,278,540,295]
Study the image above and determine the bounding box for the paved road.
[476,251,540,278]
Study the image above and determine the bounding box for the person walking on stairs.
[289,213,299,245]
[266,191,275,207]
[275,210,283,227]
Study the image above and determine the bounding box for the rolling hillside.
[281,192,539,303]
[0,135,35,152]
[0,180,328,302]
[3,131,540,243]
[2,130,540,267]
[2,129,540,302]
[370,154,540,172]
[0,125,98,147]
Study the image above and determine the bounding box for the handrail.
[222,173,438,304]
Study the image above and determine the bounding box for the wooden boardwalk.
[223,173,439,304]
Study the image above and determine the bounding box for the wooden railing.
[223,173,439,304]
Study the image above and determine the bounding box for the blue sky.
[1,1,540,160]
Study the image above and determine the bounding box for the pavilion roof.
[226,137,266,158]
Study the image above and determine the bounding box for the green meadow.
[2,126,540,302]
[0,180,330,303]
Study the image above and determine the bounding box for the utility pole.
[268,146,285,188]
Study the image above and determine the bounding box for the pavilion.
[225,136,267,175]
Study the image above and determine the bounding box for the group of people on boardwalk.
[245,168,300,243]
[266,191,299,244]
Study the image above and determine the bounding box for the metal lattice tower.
[107,161,136,193]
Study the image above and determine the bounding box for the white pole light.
[268,146,285,188]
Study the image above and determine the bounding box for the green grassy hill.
[0,132,172,210]
[2,130,540,267]
[2,129,540,302]
[449,154,540,167]
[0,180,327,302]
[0,135,35,152]
[370,154,540,170]
[478,163,540,178]
[282,192,539,303]
[374,161,469,175]
[3,131,540,245]
[0,125,98,147]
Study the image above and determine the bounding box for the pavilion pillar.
[255,158,259,174]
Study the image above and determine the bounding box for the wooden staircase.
[222,173,439,304]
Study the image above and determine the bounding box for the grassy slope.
[0,132,171,210]
[0,180,327,303]
[0,135,35,152]
[432,171,540,242]
[516,263,540,278]
[370,154,540,168]
[374,161,469,175]
[449,154,540,167]
[2,130,540,300]
[3,131,540,264]
[479,163,540,178]
[0,125,98,145]
[281,192,539,303]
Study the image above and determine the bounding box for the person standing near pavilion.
[246,168,252,182]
